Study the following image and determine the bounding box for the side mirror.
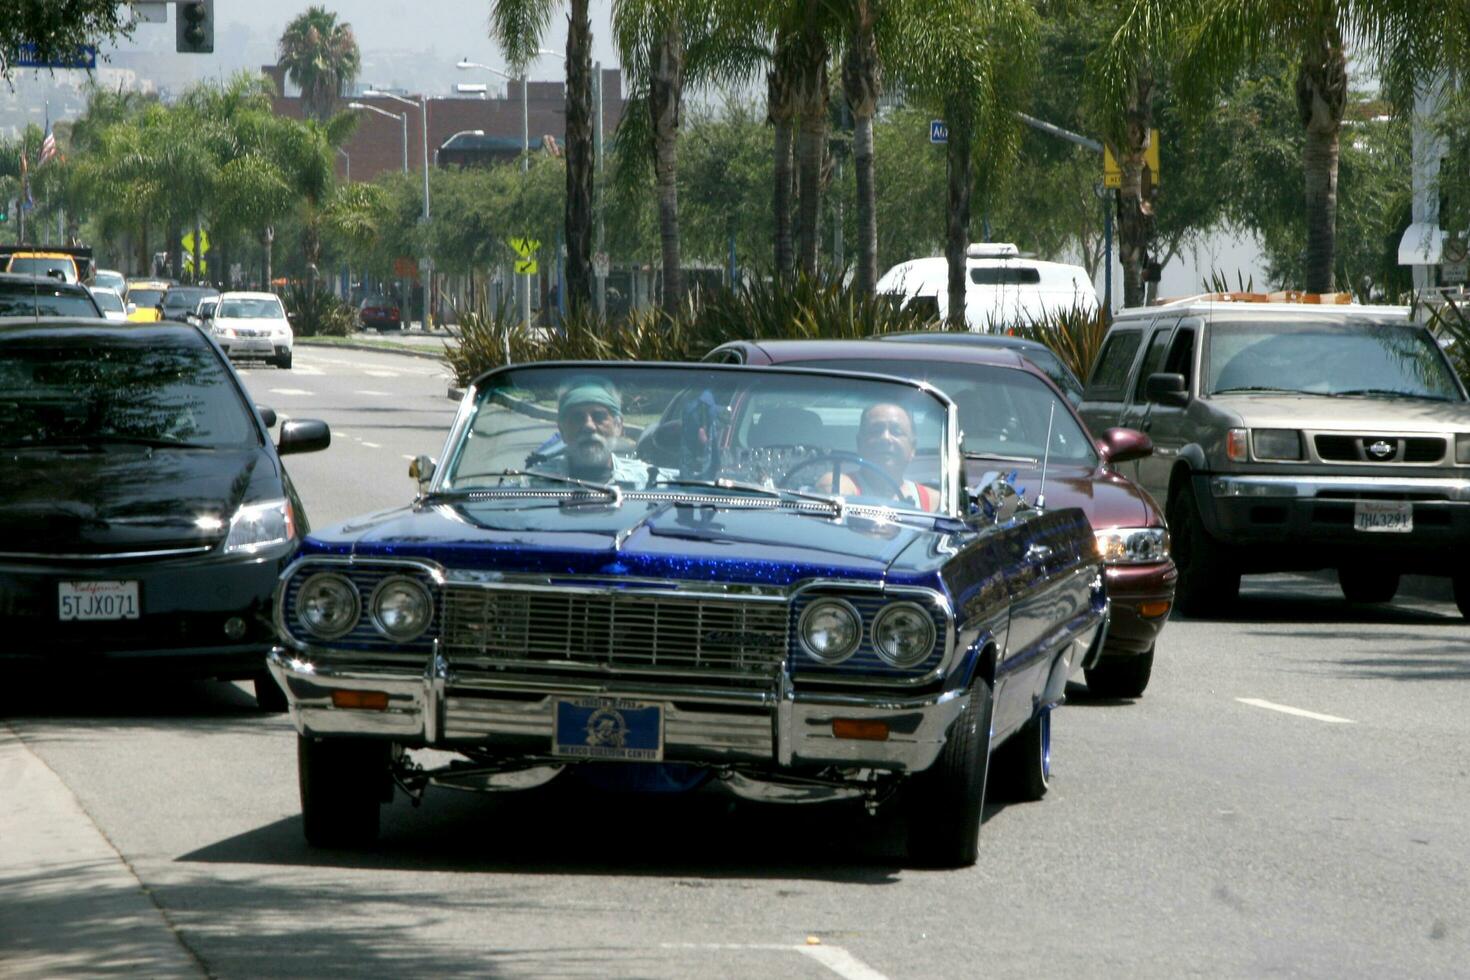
[1144,372,1189,407]
[409,454,436,495]
[277,418,330,455]
[256,406,278,429]
[1099,426,1153,464]
[967,476,1027,524]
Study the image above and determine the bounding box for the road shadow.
[0,676,277,738]
[1061,679,1138,707]
[180,775,1017,883]
[1242,627,1470,683]
[1173,589,1459,627]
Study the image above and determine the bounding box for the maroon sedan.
[707,338,1176,698]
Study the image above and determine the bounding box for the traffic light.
[176,0,214,54]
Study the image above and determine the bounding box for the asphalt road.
[4,347,1468,978]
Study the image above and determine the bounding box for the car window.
[0,338,259,448]
[7,257,75,282]
[1085,329,1142,400]
[128,288,165,308]
[1163,326,1196,390]
[1016,347,1083,403]
[91,290,125,313]
[219,297,285,319]
[1206,319,1464,400]
[970,266,1041,286]
[789,357,1096,465]
[164,290,210,310]
[1133,324,1175,402]
[0,281,101,318]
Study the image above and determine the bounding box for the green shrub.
[283,285,356,338]
[1003,303,1110,384]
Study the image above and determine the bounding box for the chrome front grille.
[440,586,790,677]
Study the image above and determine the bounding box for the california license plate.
[552,697,664,762]
[1354,500,1412,533]
[59,581,140,621]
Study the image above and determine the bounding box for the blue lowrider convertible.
[267,362,1108,866]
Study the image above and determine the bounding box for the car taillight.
[390,307,399,319]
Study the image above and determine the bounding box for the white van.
[877,243,1098,329]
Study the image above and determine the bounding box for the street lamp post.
[349,100,411,324]
[365,88,432,331]
[435,129,486,168]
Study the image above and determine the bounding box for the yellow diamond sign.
[509,237,540,259]
[1103,131,1160,189]
[514,258,538,276]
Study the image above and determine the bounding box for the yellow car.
[125,280,172,322]
[2,247,92,284]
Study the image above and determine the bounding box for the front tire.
[991,709,1051,803]
[905,679,993,868]
[1167,484,1239,617]
[275,351,293,370]
[1338,567,1399,604]
[298,736,390,848]
[253,671,288,713]
[1084,645,1154,699]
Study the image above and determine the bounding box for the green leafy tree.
[1,1,133,81]
[277,6,361,121]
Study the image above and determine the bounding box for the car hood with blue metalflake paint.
[302,498,957,587]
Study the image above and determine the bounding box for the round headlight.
[370,576,433,641]
[871,602,938,667]
[297,573,360,639]
[798,598,862,664]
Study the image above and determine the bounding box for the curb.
[296,338,447,361]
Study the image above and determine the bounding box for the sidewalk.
[0,725,201,978]
[295,325,457,361]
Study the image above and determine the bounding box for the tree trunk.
[945,115,973,331]
[794,29,829,276]
[167,223,183,281]
[564,0,594,313]
[842,3,880,296]
[768,31,798,280]
[1115,70,1154,309]
[649,21,684,311]
[262,227,274,290]
[192,218,202,284]
[1296,26,1347,294]
[137,217,150,277]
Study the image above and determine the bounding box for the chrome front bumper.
[266,648,971,774]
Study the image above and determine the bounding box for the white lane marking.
[402,454,417,461]
[293,364,324,376]
[365,369,400,378]
[268,388,314,396]
[355,390,392,397]
[660,944,889,980]
[361,441,381,449]
[1236,698,1354,724]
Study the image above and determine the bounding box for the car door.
[1078,325,1146,436]
[1131,318,1199,499]
[1116,316,1180,483]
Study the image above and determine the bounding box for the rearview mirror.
[1099,427,1153,464]
[1145,372,1189,407]
[277,418,330,455]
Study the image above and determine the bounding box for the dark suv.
[0,273,103,319]
[1079,297,1470,617]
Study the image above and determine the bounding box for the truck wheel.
[1167,486,1239,617]
[905,678,993,868]
[1338,567,1399,604]
[253,671,288,713]
[1084,645,1154,699]
[298,736,390,848]
[1453,576,1470,621]
[990,709,1051,803]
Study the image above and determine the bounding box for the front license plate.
[1354,500,1413,533]
[552,697,664,762]
[59,581,141,621]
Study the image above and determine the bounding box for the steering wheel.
[779,451,905,500]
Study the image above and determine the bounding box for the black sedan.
[0,273,103,319]
[0,319,330,709]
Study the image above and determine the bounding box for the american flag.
[38,123,57,166]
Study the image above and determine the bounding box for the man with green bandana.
[528,376,662,488]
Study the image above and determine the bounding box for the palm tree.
[893,0,1038,329]
[490,0,596,313]
[1085,1,1189,309]
[277,6,361,121]
[841,0,882,295]
[1175,1,1448,294]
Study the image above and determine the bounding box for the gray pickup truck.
[1078,298,1470,617]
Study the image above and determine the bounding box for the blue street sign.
[12,43,98,69]
[929,119,949,144]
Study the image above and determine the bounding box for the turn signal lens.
[1139,600,1172,619]
[832,719,889,741]
[332,690,389,711]
[1226,428,1249,462]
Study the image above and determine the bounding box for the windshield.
[91,289,125,313]
[0,282,101,318]
[218,297,284,319]
[1207,319,1464,400]
[440,364,955,515]
[128,288,165,308]
[94,271,126,292]
[8,257,76,282]
[792,358,1095,465]
[0,338,258,449]
[164,289,213,310]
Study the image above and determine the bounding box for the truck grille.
[439,586,790,677]
[1313,435,1444,463]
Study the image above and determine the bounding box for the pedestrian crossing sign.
[509,237,541,258]
[515,258,538,275]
